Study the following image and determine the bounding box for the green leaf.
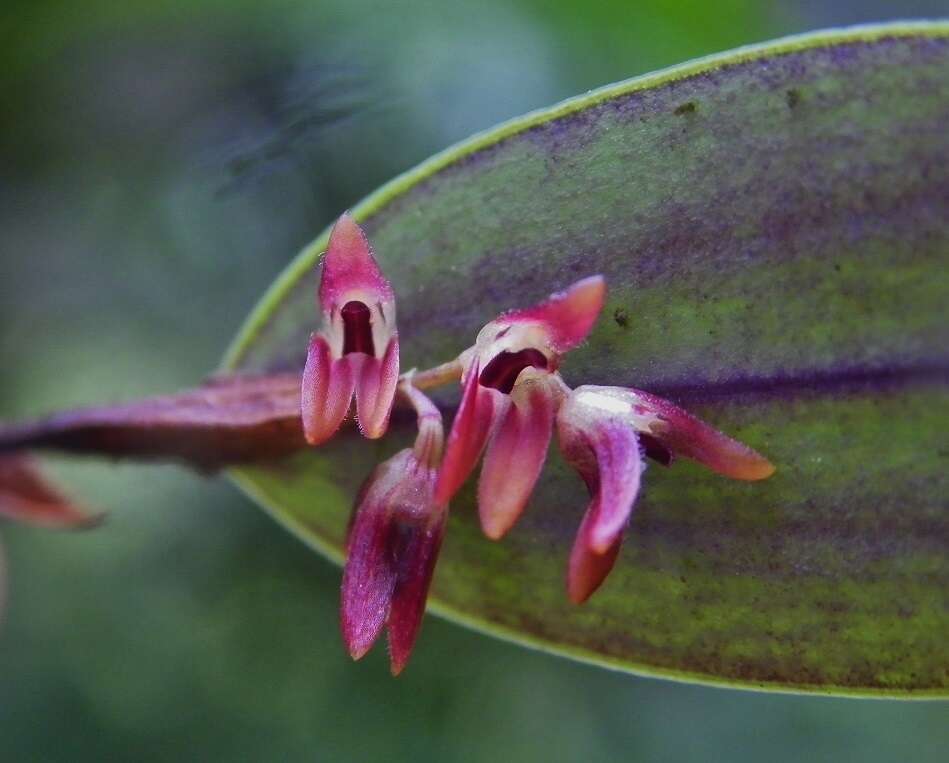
[224,23,949,696]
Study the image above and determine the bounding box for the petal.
[387,509,446,676]
[0,455,100,529]
[567,501,623,604]
[319,213,395,308]
[339,458,402,660]
[504,275,606,353]
[341,449,443,669]
[583,423,643,554]
[354,335,400,439]
[301,334,355,446]
[626,388,775,481]
[435,360,508,505]
[477,374,557,540]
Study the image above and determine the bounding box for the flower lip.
[341,300,375,355]
[478,348,548,393]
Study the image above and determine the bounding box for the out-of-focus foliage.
[1,1,947,760]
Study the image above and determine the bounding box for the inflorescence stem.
[402,357,465,391]
[397,376,444,468]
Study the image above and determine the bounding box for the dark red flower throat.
[341,301,375,355]
[478,349,548,393]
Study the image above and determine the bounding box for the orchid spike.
[557,385,775,603]
[435,276,605,541]
[302,213,399,445]
[340,380,446,675]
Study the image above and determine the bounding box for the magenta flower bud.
[435,276,606,539]
[340,384,445,675]
[557,385,775,604]
[302,213,400,445]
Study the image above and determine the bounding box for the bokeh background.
[2,1,947,760]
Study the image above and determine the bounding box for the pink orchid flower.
[302,214,400,445]
[557,385,775,603]
[431,276,773,609]
[435,276,606,539]
[341,381,446,675]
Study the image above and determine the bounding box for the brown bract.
[0,373,305,472]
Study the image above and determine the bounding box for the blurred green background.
[1,1,947,760]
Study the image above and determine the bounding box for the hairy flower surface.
[340,382,445,674]
[435,276,606,539]
[302,214,400,445]
[557,385,775,603]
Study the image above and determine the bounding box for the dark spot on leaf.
[674,101,697,116]
[786,88,801,109]
[613,307,629,328]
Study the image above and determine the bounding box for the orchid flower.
[302,214,400,445]
[557,385,775,603]
[341,379,446,675]
[429,275,773,609]
[435,276,606,539]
